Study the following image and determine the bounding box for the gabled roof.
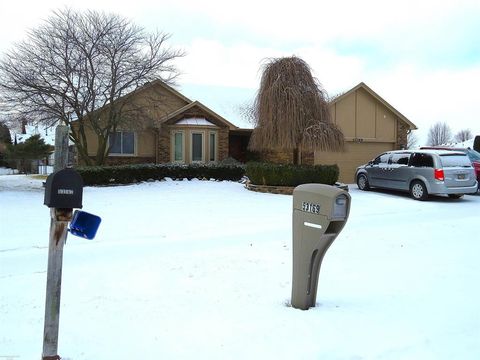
[140,79,192,104]
[158,101,238,130]
[330,82,417,130]
[81,79,192,120]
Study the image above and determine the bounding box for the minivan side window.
[390,153,410,166]
[373,153,390,165]
[410,153,434,168]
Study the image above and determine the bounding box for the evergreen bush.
[76,163,246,186]
[246,162,339,187]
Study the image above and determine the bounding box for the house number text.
[302,202,320,214]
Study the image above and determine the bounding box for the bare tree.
[248,56,343,164]
[236,100,256,127]
[0,8,183,165]
[427,122,452,146]
[454,129,473,143]
[406,131,418,149]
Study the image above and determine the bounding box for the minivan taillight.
[434,168,445,181]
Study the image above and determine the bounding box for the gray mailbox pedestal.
[291,184,351,310]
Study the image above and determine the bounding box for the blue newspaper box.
[69,210,101,240]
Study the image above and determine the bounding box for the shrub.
[76,163,246,186]
[245,162,339,187]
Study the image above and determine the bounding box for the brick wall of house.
[258,149,315,165]
[301,151,315,165]
[218,128,229,161]
[396,121,408,149]
[260,149,294,164]
[103,156,156,165]
[158,124,170,163]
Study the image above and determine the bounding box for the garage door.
[314,142,394,183]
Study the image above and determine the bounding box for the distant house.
[259,82,417,182]
[1,125,55,174]
[73,80,250,166]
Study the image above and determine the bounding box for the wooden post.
[42,125,70,360]
[42,209,72,360]
[54,125,69,172]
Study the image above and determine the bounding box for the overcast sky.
[1,0,479,144]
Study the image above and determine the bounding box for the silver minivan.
[356,149,478,200]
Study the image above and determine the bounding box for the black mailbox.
[44,168,84,209]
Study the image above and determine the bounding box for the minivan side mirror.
[368,160,374,166]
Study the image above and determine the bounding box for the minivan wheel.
[357,174,370,191]
[410,180,428,201]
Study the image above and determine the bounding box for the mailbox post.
[291,184,351,310]
[42,168,83,360]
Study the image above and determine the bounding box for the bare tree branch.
[427,122,452,146]
[454,129,473,143]
[406,131,419,149]
[0,8,184,165]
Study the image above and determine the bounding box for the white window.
[109,131,135,155]
[175,117,215,126]
[209,132,217,162]
[191,132,204,162]
[172,131,185,162]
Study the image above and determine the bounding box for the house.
[74,80,248,166]
[259,82,417,183]
[75,80,416,185]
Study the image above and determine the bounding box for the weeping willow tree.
[248,56,344,164]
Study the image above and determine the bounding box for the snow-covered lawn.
[1,175,479,359]
[0,167,18,175]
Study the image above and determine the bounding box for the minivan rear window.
[440,154,471,167]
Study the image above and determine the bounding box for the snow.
[1,175,479,359]
[455,138,475,149]
[0,167,18,175]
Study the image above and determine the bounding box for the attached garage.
[315,142,395,183]
[315,83,417,183]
